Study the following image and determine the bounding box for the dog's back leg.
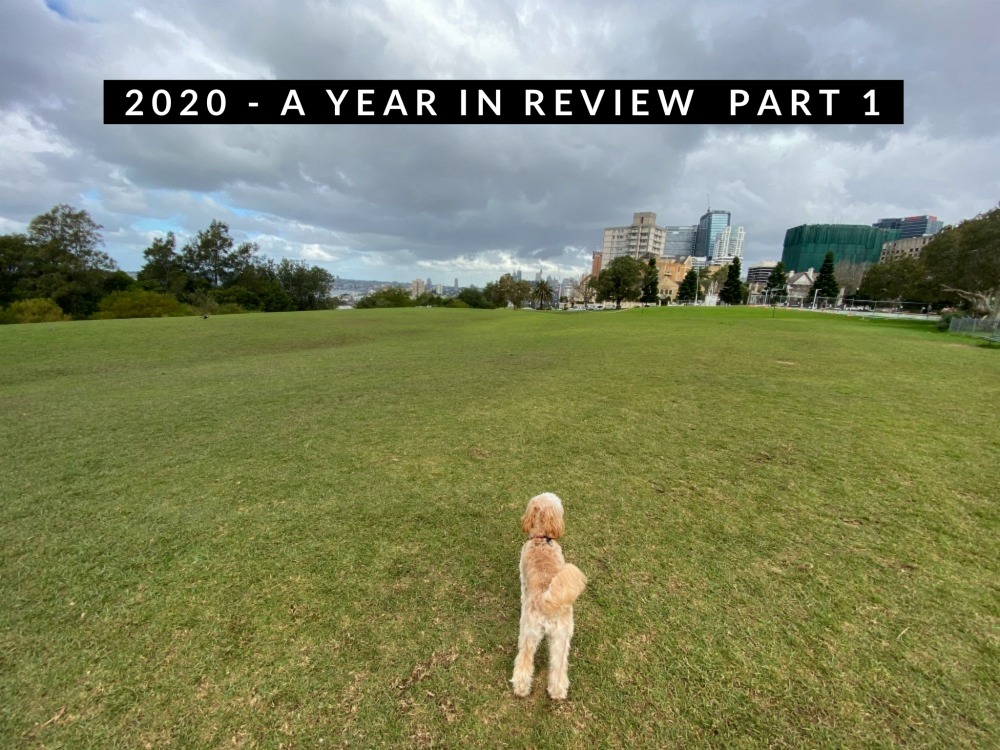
[512,618,542,697]
[546,615,574,700]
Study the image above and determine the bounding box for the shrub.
[2,298,71,324]
[91,289,192,320]
[213,285,262,311]
[936,311,959,331]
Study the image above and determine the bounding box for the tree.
[483,273,531,308]
[137,232,188,295]
[809,251,840,303]
[640,258,659,304]
[276,258,335,310]
[225,258,293,311]
[719,257,743,305]
[455,287,494,309]
[707,264,730,296]
[857,257,929,302]
[181,220,257,288]
[570,276,595,308]
[765,262,788,301]
[531,279,553,309]
[0,234,30,307]
[921,208,1000,317]
[355,287,413,308]
[594,256,642,309]
[27,204,116,272]
[834,260,870,297]
[676,268,699,302]
[5,206,125,318]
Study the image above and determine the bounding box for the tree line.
[854,208,999,316]
[752,208,999,315]
[1,205,336,323]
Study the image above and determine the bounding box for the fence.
[949,317,1000,340]
[748,295,935,317]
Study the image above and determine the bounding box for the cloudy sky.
[2,0,998,286]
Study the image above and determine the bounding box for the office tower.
[711,226,745,265]
[695,209,731,258]
[663,225,697,257]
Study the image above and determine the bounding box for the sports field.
[1,307,997,748]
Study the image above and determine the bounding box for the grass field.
[1,306,998,749]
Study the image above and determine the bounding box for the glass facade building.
[873,215,942,238]
[663,225,697,257]
[781,224,901,272]
[695,210,731,258]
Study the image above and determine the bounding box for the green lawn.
[1,307,998,749]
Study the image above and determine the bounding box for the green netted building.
[781,224,901,272]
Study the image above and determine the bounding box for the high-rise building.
[663,225,697,257]
[695,209,731,258]
[411,279,426,298]
[873,215,943,238]
[872,218,902,231]
[900,215,943,238]
[711,225,745,265]
[782,224,900,271]
[601,211,667,268]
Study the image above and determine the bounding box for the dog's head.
[520,492,565,539]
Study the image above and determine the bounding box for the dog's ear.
[521,504,535,534]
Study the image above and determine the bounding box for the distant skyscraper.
[695,209,731,258]
[872,217,903,231]
[663,225,697,257]
[712,226,745,265]
[454,277,458,289]
[411,279,426,298]
[873,215,942,238]
[900,215,943,238]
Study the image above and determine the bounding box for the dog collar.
[531,535,553,545]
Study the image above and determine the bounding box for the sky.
[2,0,999,287]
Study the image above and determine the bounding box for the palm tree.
[532,279,553,309]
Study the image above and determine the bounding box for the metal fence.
[748,296,936,318]
[949,316,1000,339]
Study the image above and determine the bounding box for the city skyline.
[2,1,998,287]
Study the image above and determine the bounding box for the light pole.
[694,266,700,305]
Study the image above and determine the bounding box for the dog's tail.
[540,564,587,616]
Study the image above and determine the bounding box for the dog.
[511,492,587,700]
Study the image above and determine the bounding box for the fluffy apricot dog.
[511,492,587,700]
